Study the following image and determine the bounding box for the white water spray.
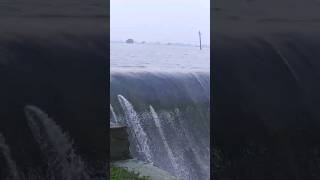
[110,104,119,124]
[111,71,210,179]
[149,105,185,178]
[117,95,153,164]
[0,134,19,180]
[24,105,90,180]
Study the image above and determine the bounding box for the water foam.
[117,95,154,164]
[111,72,210,179]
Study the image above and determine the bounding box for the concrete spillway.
[110,71,210,180]
[213,0,320,178]
[0,2,108,178]
[213,33,320,180]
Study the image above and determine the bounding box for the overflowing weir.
[110,71,210,180]
[213,33,320,180]
[0,105,105,179]
[0,15,108,178]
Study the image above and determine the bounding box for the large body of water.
[110,43,210,179]
[111,43,210,72]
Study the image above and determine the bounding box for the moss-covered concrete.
[110,125,130,161]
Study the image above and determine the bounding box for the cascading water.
[149,105,181,177]
[117,95,154,164]
[110,69,210,180]
[212,31,320,179]
[0,134,19,180]
[24,105,90,180]
[110,104,119,125]
[0,105,105,180]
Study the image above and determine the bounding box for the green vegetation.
[110,166,150,180]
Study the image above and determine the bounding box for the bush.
[110,166,149,180]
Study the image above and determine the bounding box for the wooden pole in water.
[199,31,202,50]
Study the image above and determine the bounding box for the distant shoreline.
[110,41,210,48]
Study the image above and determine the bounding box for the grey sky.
[111,0,210,45]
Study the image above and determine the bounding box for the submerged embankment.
[110,70,210,180]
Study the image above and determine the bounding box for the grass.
[110,166,150,180]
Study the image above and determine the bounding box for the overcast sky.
[111,0,210,45]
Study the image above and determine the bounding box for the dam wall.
[110,71,210,180]
[213,33,320,180]
[0,1,108,177]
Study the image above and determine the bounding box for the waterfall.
[117,95,154,164]
[110,104,119,124]
[111,71,210,179]
[0,134,19,180]
[0,105,107,179]
[149,105,185,179]
[24,105,90,180]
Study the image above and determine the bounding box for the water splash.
[110,71,210,179]
[117,95,153,164]
[0,105,107,179]
[149,105,184,179]
[168,108,210,179]
[24,105,90,180]
[110,104,119,124]
[0,134,19,180]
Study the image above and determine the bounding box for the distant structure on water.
[126,39,134,44]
